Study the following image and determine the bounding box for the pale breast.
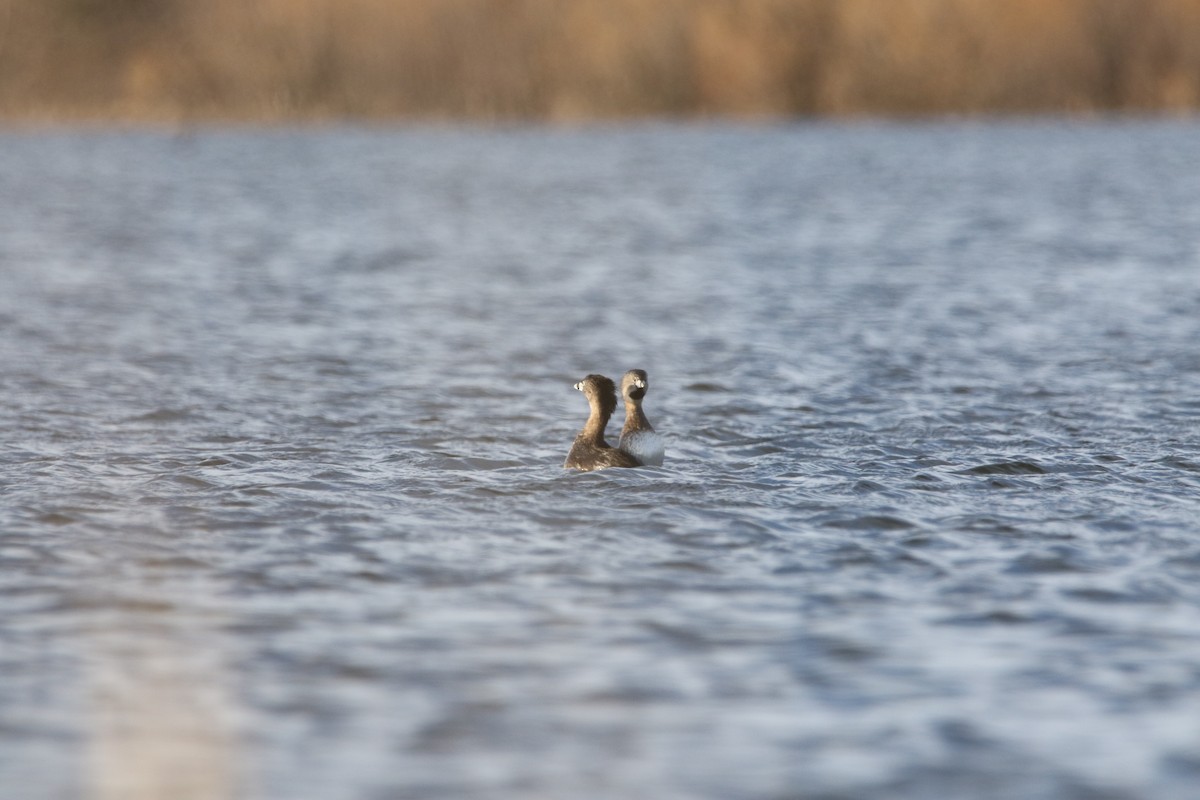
[620,430,665,466]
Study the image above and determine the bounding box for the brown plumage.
[564,374,641,471]
[619,369,653,437]
[618,368,665,466]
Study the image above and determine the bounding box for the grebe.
[618,369,665,467]
[564,374,640,471]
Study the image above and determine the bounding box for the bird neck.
[623,399,652,432]
[582,401,613,446]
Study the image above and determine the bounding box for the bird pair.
[564,369,665,471]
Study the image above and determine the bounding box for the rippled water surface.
[3,121,1200,799]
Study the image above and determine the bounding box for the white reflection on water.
[87,599,240,800]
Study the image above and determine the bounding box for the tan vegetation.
[2,0,1199,121]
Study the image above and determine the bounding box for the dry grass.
[2,0,1199,121]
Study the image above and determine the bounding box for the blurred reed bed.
[2,0,1199,121]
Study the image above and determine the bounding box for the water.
[2,121,1200,800]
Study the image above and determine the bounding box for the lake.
[2,120,1199,799]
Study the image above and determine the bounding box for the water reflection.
[2,121,1200,800]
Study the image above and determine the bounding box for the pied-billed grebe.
[618,369,665,467]
[564,374,640,471]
